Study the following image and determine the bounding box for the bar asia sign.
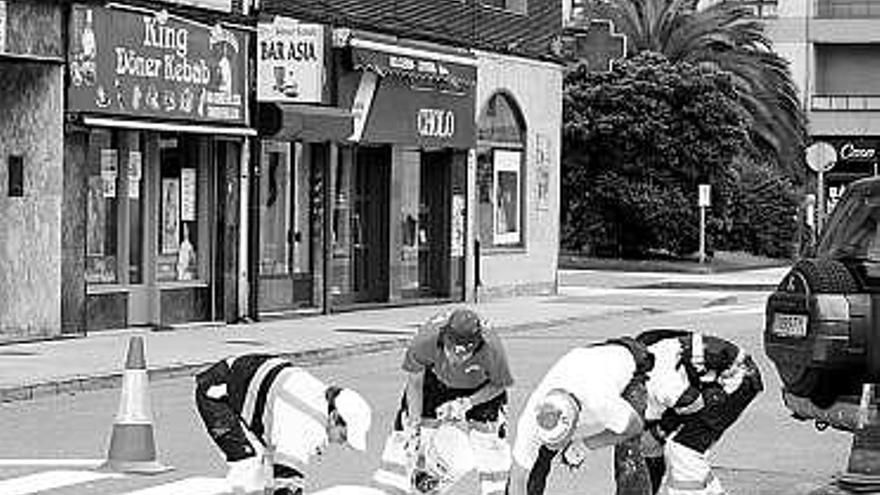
[67,5,247,124]
[257,17,325,104]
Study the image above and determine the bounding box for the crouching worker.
[507,337,656,495]
[372,307,514,495]
[195,353,373,495]
[636,329,763,495]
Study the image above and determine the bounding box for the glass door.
[258,140,314,312]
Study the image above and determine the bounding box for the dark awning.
[258,103,354,142]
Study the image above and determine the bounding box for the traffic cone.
[100,336,172,474]
[815,383,880,494]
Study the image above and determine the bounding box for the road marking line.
[118,477,228,495]
[0,459,104,468]
[672,305,762,316]
[0,470,120,495]
[559,287,732,299]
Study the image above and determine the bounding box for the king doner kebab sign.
[67,5,248,124]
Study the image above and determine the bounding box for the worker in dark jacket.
[636,329,763,495]
[195,354,373,495]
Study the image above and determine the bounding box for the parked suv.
[765,177,880,432]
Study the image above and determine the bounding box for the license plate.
[772,313,808,337]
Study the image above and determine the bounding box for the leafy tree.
[578,0,807,182]
[562,52,751,256]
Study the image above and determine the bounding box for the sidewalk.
[0,266,790,403]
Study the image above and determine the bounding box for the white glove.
[226,456,266,494]
[436,397,473,421]
[560,439,588,470]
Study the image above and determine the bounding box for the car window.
[819,193,880,260]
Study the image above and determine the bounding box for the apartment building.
[765,0,880,210]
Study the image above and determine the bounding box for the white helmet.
[535,389,580,447]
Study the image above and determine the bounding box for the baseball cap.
[334,388,372,452]
[534,389,580,446]
[441,308,483,347]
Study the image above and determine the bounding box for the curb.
[0,308,646,404]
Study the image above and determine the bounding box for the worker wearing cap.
[195,353,373,495]
[508,338,656,495]
[373,307,514,495]
[635,329,763,495]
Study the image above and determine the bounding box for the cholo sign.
[67,5,247,124]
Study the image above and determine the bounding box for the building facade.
[0,0,66,342]
[763,0,880,211]
[252,0,564,316]
[63,0,254,333]
[0,0,563,340]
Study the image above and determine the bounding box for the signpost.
[698,184,711,264]
[805,141,838,235]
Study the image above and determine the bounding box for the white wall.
[471,51,563,299]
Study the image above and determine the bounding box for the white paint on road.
[118,476,228,495]
[0,459,103,468]
[670,304,763,316]
[559,286,736,299]
[0,469,120,494]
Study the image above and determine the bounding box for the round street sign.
[806,141,837,173]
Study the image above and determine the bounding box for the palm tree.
[579,0,807,180]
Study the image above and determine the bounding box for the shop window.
[157,136,204,283]
[477,92,527,247]
[86,129,120,284]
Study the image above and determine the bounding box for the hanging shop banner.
[257,17,325,103]
[67,5,247,125]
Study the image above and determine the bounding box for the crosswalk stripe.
[0,459,104,468]
[118,477,228,495]
[0,470,120,495]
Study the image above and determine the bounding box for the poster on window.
[100,149,118,198]
[87,176,105,255]
[493,150,521,245]
[451,194,465,257]
[128,151,141,198]
[181,168,197,221]
[162,178,180,254]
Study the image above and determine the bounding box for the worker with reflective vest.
[195,354,373,495]
[636,329,763,495]
[372,307,514,495]
[507,337,659,495]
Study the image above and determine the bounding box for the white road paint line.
[0,459,104,468]
[671,305,763,316]
[119,477,228,495]
[0,470,120,495]
[560,286,733,299]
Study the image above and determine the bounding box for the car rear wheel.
[769,259,860,406]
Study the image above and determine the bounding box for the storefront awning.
[349,37,477,91]
[81,116,256,136]
[258,103,354,142]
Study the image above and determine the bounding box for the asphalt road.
[0,287,854,494]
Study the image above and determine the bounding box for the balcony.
[812,94,880,111]
[816,0,880,18]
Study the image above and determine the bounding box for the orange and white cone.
[101,336,172,474]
